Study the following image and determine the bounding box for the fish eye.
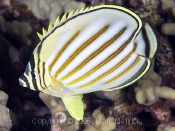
[31,71,39,78]
[31,73,36,78]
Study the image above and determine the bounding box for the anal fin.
[62,95,84,121]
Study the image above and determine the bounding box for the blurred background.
[0,0,175,131]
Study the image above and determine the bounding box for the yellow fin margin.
[37,32,43,40]
[54,16,60,27]
[42,27,46,35]
[47,22,53,32]
[37,5,142,42]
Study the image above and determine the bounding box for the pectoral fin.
[62,95,84,121]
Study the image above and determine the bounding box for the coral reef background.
[0,0,175,131]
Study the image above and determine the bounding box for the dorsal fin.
[84,7,90,11]
[54,16,60,27]
[36,5,142,41]
[36,6,90,40]
[74,9,80,15]
[37,32,43,40]
[67,10,74,19]
[47,22,53,32]
[79,7,85,13]
[42,27,46,35]
[60,12,68,23]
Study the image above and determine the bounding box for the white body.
[40,7,154,96]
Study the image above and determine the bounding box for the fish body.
[19,5,158,120]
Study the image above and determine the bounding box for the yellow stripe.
[103,58,150,91]
[48,30,81,71]
[79,44,137,88]
[54,25,110,78]
[61,27,127,81]
[105,55,141,84]
[67,35,134,86]
[42,62,47,88]
[38,60,45,90]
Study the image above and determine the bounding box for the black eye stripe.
[31,71,39,78]
[32,73,36,78]
[32,78,39,90]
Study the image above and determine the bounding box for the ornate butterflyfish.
[19,5,158,120]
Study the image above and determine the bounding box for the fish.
[19,5,158,120]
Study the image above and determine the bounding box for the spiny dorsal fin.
[42,27,46,35]
[84,6,90,11]
[37,32,43,40]
[54,16,60,27]
[88,6,95,10]
[37,6,95,40]
[74,9,80,15]
[67,10,74,19]
[36,24,52,40]
[60,12,68,23]
[79,7,85,13]
[53,6,92,27]
[47,22,53,32]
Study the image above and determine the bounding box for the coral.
[147,101,171,122]
[135,69,175,105]
[39,93,66,119]
[95,90,121,101]
[0,0,11,8]
[40,93,87,131]
[39,93,79,131]
[39,93,66,130]
[0,16,32,46]
[19,0,85,22]
[161,23,175,35]
[156,37,175,87]
[23,101,50,116]
[0,32,24,83]
[161,0,175,10]
[84,109,116,131]
[8,46,20,64]
[64,0,85,12]
[51,118,62,131]
[78,0,123,6]
[157,123,175,131]
[172,6,175,16]
[0,91,12,131]
[161,0,175,35]
[0,91,8,105]
[135,0,161,24]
